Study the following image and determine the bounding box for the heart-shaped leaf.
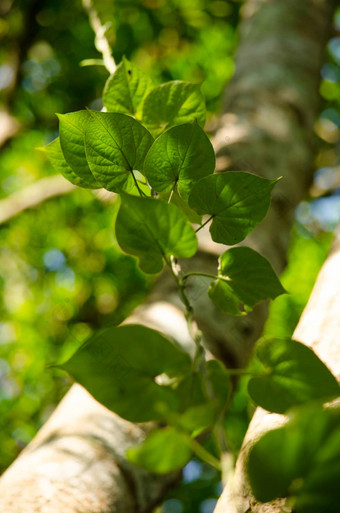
[142,81,206,135]
[209,247,286,315]
[144,122,215,200]
[115,193,198,274]
[42,138,96,189]
[248,405,340,511]
[189,172,278,245]
[248,338,340,414]
[103,57,155,118]
[57,110,101,187]
[84,111,153,192]
[60,324,192,422]
[127,426,192,473]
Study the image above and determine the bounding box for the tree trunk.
[214,229,340,513]
[0,0,335,511]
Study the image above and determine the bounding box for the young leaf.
[189,172,278,245]
[209,247,286,315]
[42,138,96,189]
[115,193,198,274]
[60,324,192,422]
[144,123,215,200]
[84,111,153,193]
[248,338,340,414]
[174,403,218,436]
[103,57,155,118]
[248,405,340,511]
[142,81,206,135]
[126,426,192,473]
[57,110,101,188]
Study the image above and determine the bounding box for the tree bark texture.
[0,0,335,511]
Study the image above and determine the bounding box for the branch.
[0,175,76,225]
[82,0,116,74]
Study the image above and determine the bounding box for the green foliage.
[189,173,278,245]
[0,188,149,472]
[85,111,154,192]
[0,0,339,512]
[58,110,101,188]
[115,193,198,274]
[42,138,96,188]
[103,57,155,118]
[248,405,340,512]
[142,81,206,135]
[54,58,288,479]
[209,247,286,315]
[264,229,333,339]
[144,122,215,200]
[61,324,191,422]
[248,339,340,414]
[127,426,193,473]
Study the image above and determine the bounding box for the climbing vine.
[43,57,340,510]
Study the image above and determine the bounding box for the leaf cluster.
[45,58,339,497]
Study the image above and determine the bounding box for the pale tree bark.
[214,229,340,513]
[0,0,336,511]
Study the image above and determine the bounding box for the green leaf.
[41,138,96,189]
[248,405,340,510]
[248,338,340,414]
[115,193,198,274]
[57,110,101,188]
[144,123,215,200]
[174,402,218,436]
[189,172,278,245]
[84,111,153,193]
[103,57,155,118]
[142,81,206,135]
[209,247,286,315]
[61,324,192,422]
[127,426,192,473]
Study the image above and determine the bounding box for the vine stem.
[82,0,116,74]
[189,438,222,471]
[182,271,231,284]
[165,256,238,470]
[165,256,204,371]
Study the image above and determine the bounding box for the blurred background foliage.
[1,1,340,512]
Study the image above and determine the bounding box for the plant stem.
[189,438,222,472]
[195,214,214,233]
[182,271,231,284]
[182,271,218,281]
[165,256,204,371]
